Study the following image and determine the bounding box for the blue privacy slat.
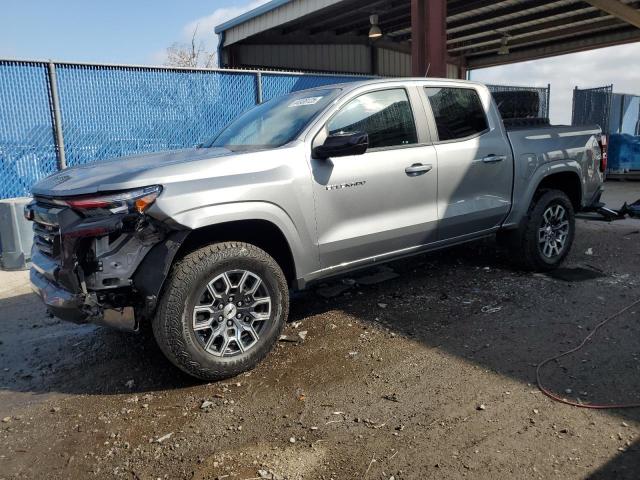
[261,74,368,102]
[0,61,57,198]
[55,65,258,167]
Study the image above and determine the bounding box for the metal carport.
[215,0,640,78]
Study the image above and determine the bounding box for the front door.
[310,87,439,269]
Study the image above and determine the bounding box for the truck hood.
[32,147,235,197]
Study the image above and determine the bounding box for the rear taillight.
[598,135,608,173]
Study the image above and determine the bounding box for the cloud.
[471,42,640,125]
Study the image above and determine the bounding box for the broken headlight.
[54,185,162,215]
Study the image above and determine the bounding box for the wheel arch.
[168,201,317,287]
[504,163,584,230]
[177,219,297,287]
[534,170,582,211]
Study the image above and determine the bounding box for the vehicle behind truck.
[26,78,606,381]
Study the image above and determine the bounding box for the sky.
[0,0,268,65]
[1,0,639,125]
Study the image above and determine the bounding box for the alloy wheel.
[538,204,570,259]
[192,270,272,357]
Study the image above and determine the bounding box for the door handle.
[405,163,433,176]
[481,154,507,163]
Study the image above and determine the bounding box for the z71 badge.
[325,180,366,191]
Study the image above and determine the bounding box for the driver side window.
[327,89,418,149]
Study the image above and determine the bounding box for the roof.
[216,0,640,69]
[215,0,291,34]
[283,77,488,97]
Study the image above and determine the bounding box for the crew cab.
[26,78,606,380]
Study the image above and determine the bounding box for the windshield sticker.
[288,96,323,107]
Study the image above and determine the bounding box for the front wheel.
[153,242,289,381]
[505,189,576,271]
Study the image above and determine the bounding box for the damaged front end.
[25,186,186,331]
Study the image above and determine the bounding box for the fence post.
[47,61,67,170]
[546,83,551,119]
[255,71,263,104]
[571,86,578,125]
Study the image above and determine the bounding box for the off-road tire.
[153,242,289,381]
[504,189,576,272]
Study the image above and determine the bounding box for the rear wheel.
[505,189,575,271]
[153,242,288,381]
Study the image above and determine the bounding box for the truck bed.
[503,123,604,227]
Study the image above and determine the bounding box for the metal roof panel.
[215,0,292,34]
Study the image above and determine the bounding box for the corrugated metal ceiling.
[218,0,640,69]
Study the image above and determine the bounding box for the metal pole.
[47,61,67,170]
[547,83,551,119]
[571,86,578,125]
[619,94,625,135]
[255,71,263,104]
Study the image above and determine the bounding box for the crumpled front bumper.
[30,267,88,323]
[30,248,136,330]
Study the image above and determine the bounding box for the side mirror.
[313,131,369,159]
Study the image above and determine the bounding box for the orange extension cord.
[536,297,640,409]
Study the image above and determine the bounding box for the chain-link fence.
[571,85,613,133]
[0,61,59,199]
[0,60,369,199]
[261,73,371,102]
[487,84,551,121]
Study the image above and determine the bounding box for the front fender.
[168,201,316,282]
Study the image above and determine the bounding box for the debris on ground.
[153,432,173,444]
[278,335,300,343]
[481,305,502,314]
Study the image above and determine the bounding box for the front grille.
[31,200,63,259]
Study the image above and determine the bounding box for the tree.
[165,25,216,68]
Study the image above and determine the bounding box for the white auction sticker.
[288,96,323,107]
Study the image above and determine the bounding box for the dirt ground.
[1,182,639,480]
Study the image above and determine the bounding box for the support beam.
[467,28,640,69]
[411,0,446,77]
[584,0,640,28]
[451,17,621,53]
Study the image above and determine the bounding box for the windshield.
[204,88,340,151]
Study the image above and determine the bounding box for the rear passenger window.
[328,89,418,149]
[425,87,488,141]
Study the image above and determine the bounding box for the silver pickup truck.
[26,78,605,380]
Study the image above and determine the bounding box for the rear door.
[421,85,513,240]
[309,86,439,269]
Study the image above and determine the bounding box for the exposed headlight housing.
[54,185,162,215]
